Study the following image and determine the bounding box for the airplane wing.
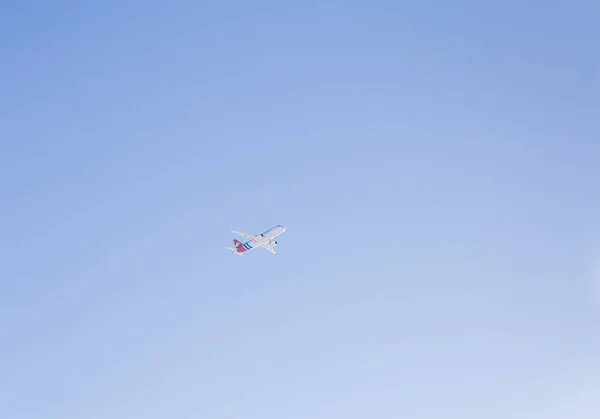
[263,242,276,254]
[232,230,256,240]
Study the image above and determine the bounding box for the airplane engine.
[272,240,278,246]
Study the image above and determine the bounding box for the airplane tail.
[227,239,245,256]
[226,246,243,255]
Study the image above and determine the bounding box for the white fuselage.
[233,225,286,253]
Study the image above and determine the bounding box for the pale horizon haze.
[1,1,600,418]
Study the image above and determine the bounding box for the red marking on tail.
[233,239,247,252]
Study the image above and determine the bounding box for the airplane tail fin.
[227,239,245,256]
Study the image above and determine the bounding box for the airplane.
[226,225,287,255]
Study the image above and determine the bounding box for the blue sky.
[1,1,599,418]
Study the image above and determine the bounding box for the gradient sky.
[1,1,599,418]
